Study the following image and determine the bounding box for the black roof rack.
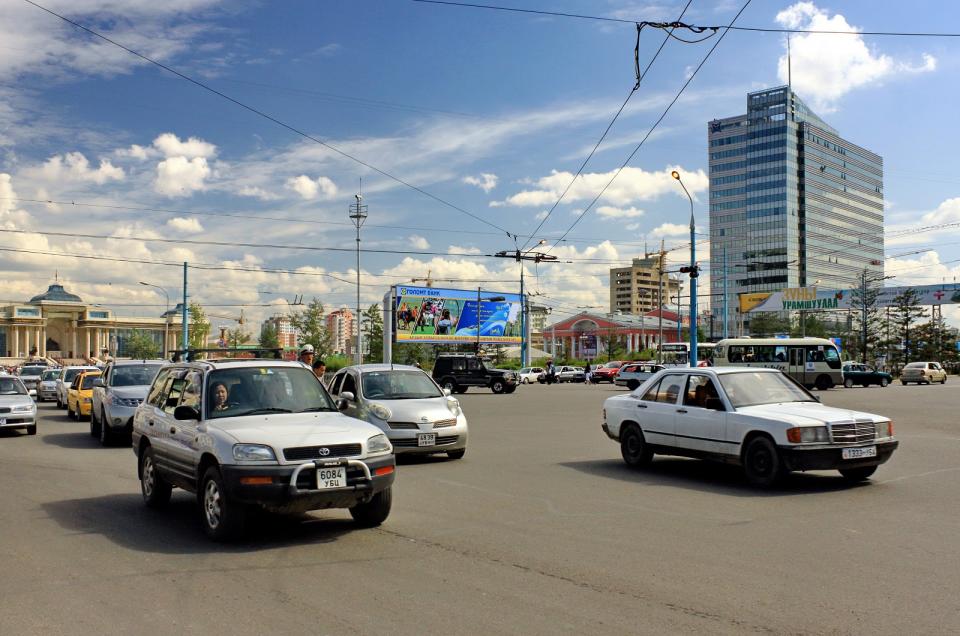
[169,348,284,363]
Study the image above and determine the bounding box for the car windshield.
[63,368,92,383]
[19,366,45,376]
[0,378,27,395]
[79,374,101,390]
[112,364,163,387]
[362,370,442,400]
[206,366,337,418]
[42,370,60,381]
[718,371,817,408]
[603,362,621,368]
[519,368,531,374]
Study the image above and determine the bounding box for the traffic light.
[679,265,700,278]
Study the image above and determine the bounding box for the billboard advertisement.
[393,286,523,344]
[741,283,960,313]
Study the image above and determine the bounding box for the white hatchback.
[602,367,898,486]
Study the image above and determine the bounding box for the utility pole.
[494,242,556,367]
[672,170,699,367]
[181,262,188,351]
[860,269,868,364]
[657,240,665,363]
[349,188,368,365]
[722,245,728,339]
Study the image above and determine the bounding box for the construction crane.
[410,270,434,287]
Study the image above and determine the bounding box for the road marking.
[877,466,960,484]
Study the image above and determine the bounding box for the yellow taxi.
[67,370,102,421]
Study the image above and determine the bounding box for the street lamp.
[671,170,698,367]
[139,281,169,357]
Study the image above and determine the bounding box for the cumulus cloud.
[166,217,204,233]
[775,2,936,111]
[651,222,690,237]
[39,152,124,185]
[492,165,707,208]
[462,173,498,192]
[285,174,338,200]
[596,206,645,219]
[237,185,279,200]
[534,210,549,220]
[409,235,430,250]
[920,197,960,225]
[0,174,33,228]
[152,132,217,159]
[154,156,211,197]
[116,144,155,160]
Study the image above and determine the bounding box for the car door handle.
[147,420,154,426]
[636,403,647,408]
[170,427,177,434]
[676,408,688,414]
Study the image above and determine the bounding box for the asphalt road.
[1,380,958,635]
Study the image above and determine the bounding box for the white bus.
[658,342,716,368]
[712,337,842,390]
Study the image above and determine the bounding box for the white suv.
[132,357,396,540]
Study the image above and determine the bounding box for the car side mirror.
[705,397,725,411]
[173,405,199,421]
[340,391,355,402]
[443,388,452,397]
[336,398,350,411]
[91,378,104,388]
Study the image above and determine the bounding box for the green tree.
[845,270,885,363]
[791,312,829,338]
[125,330,160,359]
[914,316,957,364]
[748,312,791,337]
[363,303,384,362]
[226,326,251,348]
[188,302,211,350]
[289,297,332,358]
[258,323,280,349]
[890,288,928,363]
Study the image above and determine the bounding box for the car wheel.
[838,466,877,482]
[941,377,947,384]
[440,377,457,393]
[504,386,517,394]
[56,397,62,408]
[815,375,833,391]
[491,380,505,394]
[742,436,785,487]
[66,403,74,419]
[900,380,907,385]
[454,387,467,394]
[880,378,889,387]
[26,425,36,436]
[200,466,245,541]
[350,487,392,527]
[139,446,172,508]
[626,380,640,390]
[620,424,653,468]
[446,449,466,460]
[99,414,113,447]
[843,378,854,388]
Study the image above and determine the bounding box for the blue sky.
[1,0,958,328]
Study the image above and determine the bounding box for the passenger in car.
[210,382,231,412]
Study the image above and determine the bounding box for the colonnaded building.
[0,283,183,362]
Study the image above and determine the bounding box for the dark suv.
[432,354,518,394]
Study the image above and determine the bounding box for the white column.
[72,324,78,358]
[10,326,18,357]
[39,326,46,357]
[84,329,91,358]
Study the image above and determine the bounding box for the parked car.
[615,363,665,390]
[602,367,898,487]
[842,363,892,388]
[56,365,99,409]
[0,375,37,435]
[517,367,545,384]
[557,366,585,383]
[132,357,396,540]
[90,359,166,446]
[590,361,626,384]
[66,370,102,421]
[329,364,468,459]
[900,361,947,385]
[432,353,517,394]
[37,368,62,402]
[17,364,48,398]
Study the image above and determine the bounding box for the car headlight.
[111,395,141,407]
[786,426,829,443]
[369,403,392,421]
[876,421,894,439]
[11,404,35,413]
[445,397,461,417]
[232,444,277,462]
[367,433,392,455]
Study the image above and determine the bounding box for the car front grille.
[392,435,459,448]
[830,421,877,444]
[387,421,421,430]
[0,407,9,414]
[283,444,363,461]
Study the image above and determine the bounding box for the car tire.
[504,386,517,394]
[627,380,640,390]
[446,449,466,460]
[815,375,833,391]
[941,377,947,384]
[439,377,458,393]
[200,466,245,541]
[900,380,907,385]
[843,378,854,388]
[350,487,392,527]
[521,377,529,384]
[838,466,877,482]
[620,424,653,468]
[66,403,74,419]
[26,425,36,436]
[139,446,172,508]
[742,436,785,488]
[880,378,889,387]
[491,380,505,394]
[454,387,467,394]
[99,413,113,447]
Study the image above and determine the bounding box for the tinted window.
[164,377,187,414]
[640,378,663,401]
[683,376,719,408]
[341,373,358,396]
[19,366,46,376]
[467,358,481,371]
[329,372,345,395]
[111,364,163,387]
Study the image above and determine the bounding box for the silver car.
[38,368,62,402]
[615,363,665,390]
[17,364,48,398]
[0,376,37,435]
[329,364,468,459]
[91,360,166,446]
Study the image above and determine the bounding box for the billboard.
[741,283,960,313]
[393,286,523,344]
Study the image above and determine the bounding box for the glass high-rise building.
[708,86,884,332]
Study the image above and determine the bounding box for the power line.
[412,1,960,37]
[23,0,515,238]
[543,0,754,255]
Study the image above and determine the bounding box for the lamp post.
[349,192,368,365]
[494,240,554,367]
[671,170,698,368]
[140,281,170,357]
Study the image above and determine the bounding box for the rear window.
[19,366,46,376]
[904,362,924,368]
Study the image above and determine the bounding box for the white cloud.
[237,185,279,200]
[775,2,936,111]
[154,156,211,197]
[596,206,645,219]
[534,210,549,220]
[409,235,430,250]
[447,245,483,255]
[285,175,338,200]
[920,197,960,225]
[651,222,690,237]
[462,173,498,192]
[152,133,217,159]
[166,217,204,233]
[116,144,155,160]
[493,165,708,207]
[39,152,124,185]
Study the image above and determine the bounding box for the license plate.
[417,433,436,447]
[316,466,347,489]
[842,446,877,460]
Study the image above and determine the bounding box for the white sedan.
[602,367,898,487]
[517,367,544,384]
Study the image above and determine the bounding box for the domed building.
[1,281,183,362]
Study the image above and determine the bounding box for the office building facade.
[262,314,298,349]
[708,86,884,331]
[610,255,682,316]
[326,307,355,356]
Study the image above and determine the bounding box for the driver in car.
[210,382,231,412]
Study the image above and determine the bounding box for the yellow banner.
[739,292,772,313]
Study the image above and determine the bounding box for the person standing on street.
[298,344,315,368]
[584,363,592,384]
[312,358,327,385]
